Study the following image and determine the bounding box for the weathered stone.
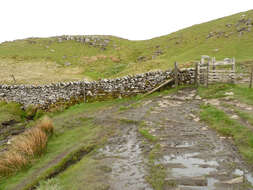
[225,92,234,96]
[0,69,195,109]
[231,115,239,119]
[222,176,244,184]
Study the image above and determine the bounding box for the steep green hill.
[0,9,253,84]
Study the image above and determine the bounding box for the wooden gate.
[197,56,235,86]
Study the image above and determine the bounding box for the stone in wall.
[0,69,195,109]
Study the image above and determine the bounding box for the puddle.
[158,153,222,188]
[161,153,218,178]
[99,127,152,190]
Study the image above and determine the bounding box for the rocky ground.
[92,88,253,190]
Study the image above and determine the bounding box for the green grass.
[138,128,157,142]
[232,85,253,105]
[221,102,253,126]
[198,83,253,105]
[0,101,45,124]
[42,152,111,190]
[198,83,233,99]
[0,101,26,123]
[146,143,175,190]
[1,10,253,84]
[200,105,253,163]
[234,109,253,126]
[36,179,61,190]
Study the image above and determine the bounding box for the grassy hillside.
[0,10,253,84]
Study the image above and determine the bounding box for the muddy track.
[93,88,253,190]
[13,88,253,190]
[97,122,152,190]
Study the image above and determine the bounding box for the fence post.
[11,74,16,84]
[232,57,236,70]
[212,57,216,70]
[250,66,253,88]
[174,62,179,88]
[195,62,198,87]
[201,57,204,65]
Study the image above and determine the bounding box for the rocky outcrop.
[56,35,110,50]
[0,69,195,109]
[207,15,252,39]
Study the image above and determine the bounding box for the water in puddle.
[160,152,253,188]
[159,153,220,188]
[162,153,218,177]
[99,129,153,190]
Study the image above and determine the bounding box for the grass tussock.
[0,116,54,177]
[10,128,48,157]
[0,151,28,176]
[36,116,54,135]
[36,179,61,190]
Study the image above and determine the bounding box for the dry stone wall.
[0,69,195,109]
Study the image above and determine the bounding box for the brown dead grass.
[36,116,54,135]
[10,128,48,157]
[0,151,28,176]
[110,56,120,63]
[0,117,54,177]
[81,55,120,63]
[0,58,88,85]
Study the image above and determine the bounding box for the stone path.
[95,88,253,189]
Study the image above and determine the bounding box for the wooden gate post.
[250,66,253,88]
[174,62,179,88]
[11,74,16,84]
[212,57,216,70]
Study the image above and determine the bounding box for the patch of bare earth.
[94,88,253,189]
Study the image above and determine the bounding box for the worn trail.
[95,88,253,190]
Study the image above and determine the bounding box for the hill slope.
[0,9,253,84]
